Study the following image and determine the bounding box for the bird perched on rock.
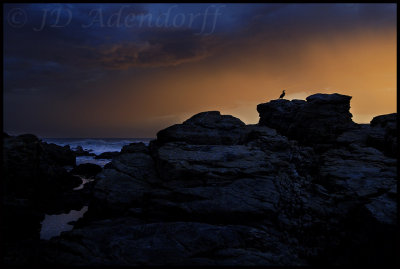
[279,90,286,99]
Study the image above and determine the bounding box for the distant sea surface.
[41,138,153,167]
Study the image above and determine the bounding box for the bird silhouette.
[279,90,286,99]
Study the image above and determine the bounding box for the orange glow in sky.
[3,4,396,137]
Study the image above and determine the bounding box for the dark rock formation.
[121,142,149,154]
[3,134,80,198]
[367,113,397,157]
[71,163,102,178]
[94,151,120,159]
[336,113,397,158]
[3,94,397,267]
[156,111,246,145]
[257,93,355,146]
[73,145,95,156]
[2,134,83,264]
[41,142,76,166]
[86,144,159,220]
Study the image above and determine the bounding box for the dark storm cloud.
[3,3,217,63]
[4,4,395,87]
[222,3,396,42]
[3,3,396,137]
[4,3,223,92]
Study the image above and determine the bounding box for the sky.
[3,3,397,138]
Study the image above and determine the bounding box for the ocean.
[41,138,153,167]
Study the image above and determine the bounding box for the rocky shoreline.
[2,93,397,266]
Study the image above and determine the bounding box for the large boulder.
[311,142,397,266]
[336,113,397,158]
[257,93,355,145]
[41,142,76,166]
[86,147,158,220]
[111,152,158,182]
[94,151,120,159]
[156,111,246,145]
[93,168,151,207]
[120,142,149,154]
[367,113,397,157]
[3,134,80,198]
[318,143,396,198]
[370,113,397,127]
[73,146,95,156]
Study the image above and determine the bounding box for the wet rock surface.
[3,94,397,266]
